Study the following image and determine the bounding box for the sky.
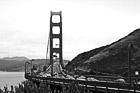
[0,0,140,60]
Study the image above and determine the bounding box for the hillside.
[66,29,140,76]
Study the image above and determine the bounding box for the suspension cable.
[46,32,50,66]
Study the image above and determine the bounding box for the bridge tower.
[50,11,63,77]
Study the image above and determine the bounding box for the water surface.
[0,72,25,89]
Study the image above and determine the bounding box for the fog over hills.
[66,29,140,76]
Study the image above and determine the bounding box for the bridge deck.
[25,73,140,93]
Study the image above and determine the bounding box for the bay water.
[0,72,25,89]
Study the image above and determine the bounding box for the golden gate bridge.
[25,11,140,93]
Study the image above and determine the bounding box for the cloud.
[0,0,140,59]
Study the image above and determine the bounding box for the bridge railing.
[25,73,140,92]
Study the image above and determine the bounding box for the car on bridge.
[114,78,126,83]
[87,77,99,81]
[77,76,86,81]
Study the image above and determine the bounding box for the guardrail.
[25,73,140,93]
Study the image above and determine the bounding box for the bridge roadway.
[25,73,140,93]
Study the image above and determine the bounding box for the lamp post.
[96,62,98,75]
[31,59,35,76]
[128,44,133,84]
[25,61,30,74]
[31,59,35,68]
[135,71,139,84]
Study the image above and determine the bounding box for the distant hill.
[0,59,48,72]
[2,56,29,61]
[66,28,140,76]
[0,58,69,72]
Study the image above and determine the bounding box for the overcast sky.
[0,0,140,60]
